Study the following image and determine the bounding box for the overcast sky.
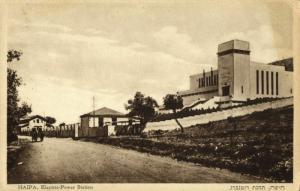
[7,0,293,124]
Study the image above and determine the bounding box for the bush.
[268,158,292,181]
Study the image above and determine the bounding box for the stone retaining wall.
[144,98,293,132]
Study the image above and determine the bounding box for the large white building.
[177,40,293,107]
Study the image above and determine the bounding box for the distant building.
[177,40,293,107]
[19,115,47,134]
[79,107,139,137]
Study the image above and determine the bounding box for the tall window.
[256,70,259,94]
[214,75,217,85]
[112,117,117,125]
[198,78,201,88]
[206,77,209,86]
[241,86,243,94]
[276,72,279,95]
[261,71,264,94]
[271,72,274,95]
[89,117,99,127]
[266,71,269,95]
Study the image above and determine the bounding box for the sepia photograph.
[1,0,299,189]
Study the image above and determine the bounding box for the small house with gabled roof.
[79,107,139,137]
[19,115,47,135]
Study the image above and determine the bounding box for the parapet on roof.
[218,39,250,55]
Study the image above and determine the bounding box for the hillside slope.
[99,106,293,182]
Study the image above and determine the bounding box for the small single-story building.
[79,107,139,137]
[19,115,47,135]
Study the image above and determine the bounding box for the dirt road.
[8,136,262,183]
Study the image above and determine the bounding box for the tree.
[7,50,22,62]
[45,116,56,126]
[125,92,158,129]
[7,50,32,142]
[59,122,65,127]
[163,94,184,133]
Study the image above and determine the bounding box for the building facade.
[178,40,293,106]
[20,115,47,134]
[79,107,138,137]
[177,69,219,106]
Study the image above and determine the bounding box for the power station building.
[177,40,293,106]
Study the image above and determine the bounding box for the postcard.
[1,0,299,190]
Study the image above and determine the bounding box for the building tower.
[217,39,251,101]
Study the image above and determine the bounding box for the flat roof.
[218,39,250,53]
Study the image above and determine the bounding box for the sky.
[7,0,293,124]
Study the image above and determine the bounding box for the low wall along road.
[144,97,293,132]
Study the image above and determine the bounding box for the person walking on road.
[31,128,38,142]
[38,128,45,142]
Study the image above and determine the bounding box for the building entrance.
[222,85,230,96]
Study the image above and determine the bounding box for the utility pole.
[93,96,95,127]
